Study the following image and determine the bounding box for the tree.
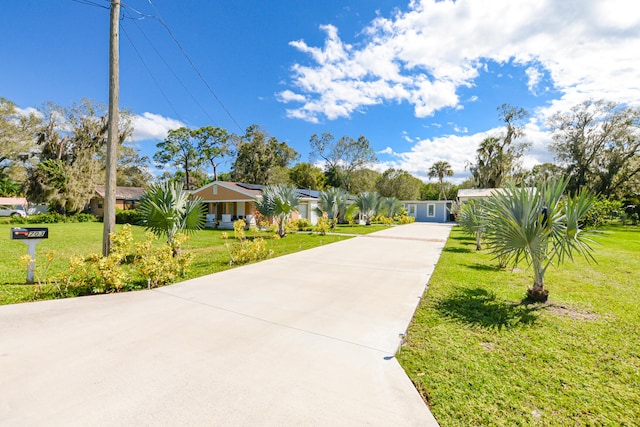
[469,104,530,188]
[379,196,403,218]
[0,97,40,185]
[347,168,381,194]
[483,178,597,302]
[458,199,487,251]
[193,126,231,181]
[289,162,326,190]
[116,145,152,187]
[27,99,132,214]
[376,168,422,200]
[523,162,565,187]
[315,187,350,229]
[267,166,291,185]
[0,176,21,196]
[354,192,380,225]
[232,125,299,184]
[255,184,300,237]
[428,161,454,200]
[138,181,206,254]
[154,127,201,190]
[548,100,640,197]
[310,132,377,192]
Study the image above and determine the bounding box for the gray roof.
[95,185,146,201]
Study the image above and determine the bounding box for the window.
[405,203,417,217]
[97,200,103,209]
[213,185,218,195]
[427,204,435,217]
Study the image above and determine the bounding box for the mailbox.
[11,227,49,240]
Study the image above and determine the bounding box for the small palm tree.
[428,161,454,200]
[380,196,403,218]
[458,199,487,251]
[138,182,206,254]
[256,185,300,237]
[315,187,350,229]
[483,178,597,302]
[354,192,380,225]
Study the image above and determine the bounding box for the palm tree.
[256,185,300,237]
[458,199,487,251]
[315,187,350,229]
[138,181,206,254]
[483,178,597,302]
[380,196,403,218]
[354,192,380,225]
[428,161,454,200]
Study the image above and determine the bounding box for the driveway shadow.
[434,287,541,329]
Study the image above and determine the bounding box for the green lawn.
[398,224,640,426]
[0,222,349,305]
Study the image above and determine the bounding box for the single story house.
[457,188,534,203]
[0,197,28,209]
[190,181,320,229]
[88,185,146,217]
[402,200,454,223]
[456,188,500,203]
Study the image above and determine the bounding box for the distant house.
[190,181,320,229]
[457,188,501,203]
[88,185,146,217]
[401,200,454,223]
[457,188,533,203]
[0,197,28,209]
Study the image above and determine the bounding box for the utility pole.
[103,0,120,256]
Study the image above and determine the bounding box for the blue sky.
[2,0,639,183]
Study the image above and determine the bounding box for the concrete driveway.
[0,222,451,426]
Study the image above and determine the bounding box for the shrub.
[581,198,623,228]
[396,214,416,224]
[292,218,313,231]
[221,230,272,265]
[231,237,272,265]
[134,232,193,288]
[314,217,331,235]
[234,219,247,240]
[8,216,28,224]
[11,212,67,224]
[115,208,139,224]
[370,215,393,225]
[76,213,98,223]
[53,225,193,293]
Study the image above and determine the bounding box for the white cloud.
[379,118,556,184]
[401,131,413,142]
[525,66,543,94]
[279,0,640,122]
[15,106,43,119]
[378,146,396,155]
[132,112,185,142]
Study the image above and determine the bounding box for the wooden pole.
[103,0,120,256]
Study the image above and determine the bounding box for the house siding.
[402,200,452,223]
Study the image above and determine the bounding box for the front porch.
[205,201,257,229]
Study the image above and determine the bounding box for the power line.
[144,0,244,133]
[69,0,110,10]
[70,0,244,133]
[121,4,218,126]
[120,21,184,123]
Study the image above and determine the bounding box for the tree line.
[2,96,638,215]
[466,102,640,202]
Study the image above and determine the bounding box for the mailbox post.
[11,228,49,284]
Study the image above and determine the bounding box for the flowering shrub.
[396,215,416,224]
[314,217,331,235]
